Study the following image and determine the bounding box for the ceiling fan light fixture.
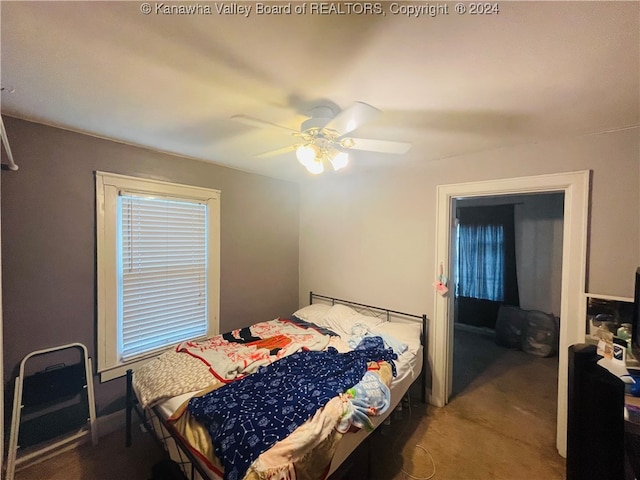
[305,158,324,175]
[296,144,317,166]
[329,151,349,171]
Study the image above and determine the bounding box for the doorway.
[451,193,564,400]
[430,171,590,458]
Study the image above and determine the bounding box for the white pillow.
[371,321,422,354]
[351,313,385,330]
[292,304,331,326]
[323,304,385,334]
[322,304,358,333]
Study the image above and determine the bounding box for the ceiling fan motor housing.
[301,116,332,133]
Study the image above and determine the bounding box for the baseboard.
[96,408,127,438]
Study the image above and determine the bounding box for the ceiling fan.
[232,102,412,174]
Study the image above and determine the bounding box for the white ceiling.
[2,1,639,183]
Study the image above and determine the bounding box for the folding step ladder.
[6,343,98,480]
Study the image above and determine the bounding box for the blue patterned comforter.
[187,336,397,480]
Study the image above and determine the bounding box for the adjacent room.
[0,1,638,479]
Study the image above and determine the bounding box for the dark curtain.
[455,204,519,329]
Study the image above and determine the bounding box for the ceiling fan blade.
[344,137,412,155]
[231,114,299,135]
[323,102,380,136]
[253,144,297,158]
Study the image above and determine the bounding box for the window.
[96,172,220,381]
[454,204,520,304]
[456,223,505,301]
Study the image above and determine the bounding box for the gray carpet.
[370,327,565,479]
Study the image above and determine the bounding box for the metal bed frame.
[125,292,429,480]
[126,372,212,479]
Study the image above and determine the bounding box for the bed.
[125,292,428,480]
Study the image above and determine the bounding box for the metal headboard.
[309,291,429,403]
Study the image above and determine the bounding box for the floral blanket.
[134,318,330,408]
[176,319,330,382]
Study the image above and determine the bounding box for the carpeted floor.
[15,328,565,479]
[369,327,565,479]
[12,418,164,480]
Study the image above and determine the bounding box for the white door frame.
[1,168,4,475]
[431,170,590,457]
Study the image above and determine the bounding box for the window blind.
[118,194,208,360]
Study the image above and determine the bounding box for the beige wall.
[1,117,300,414]
[299,128,640,320]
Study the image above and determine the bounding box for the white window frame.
[96,172,220,382]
